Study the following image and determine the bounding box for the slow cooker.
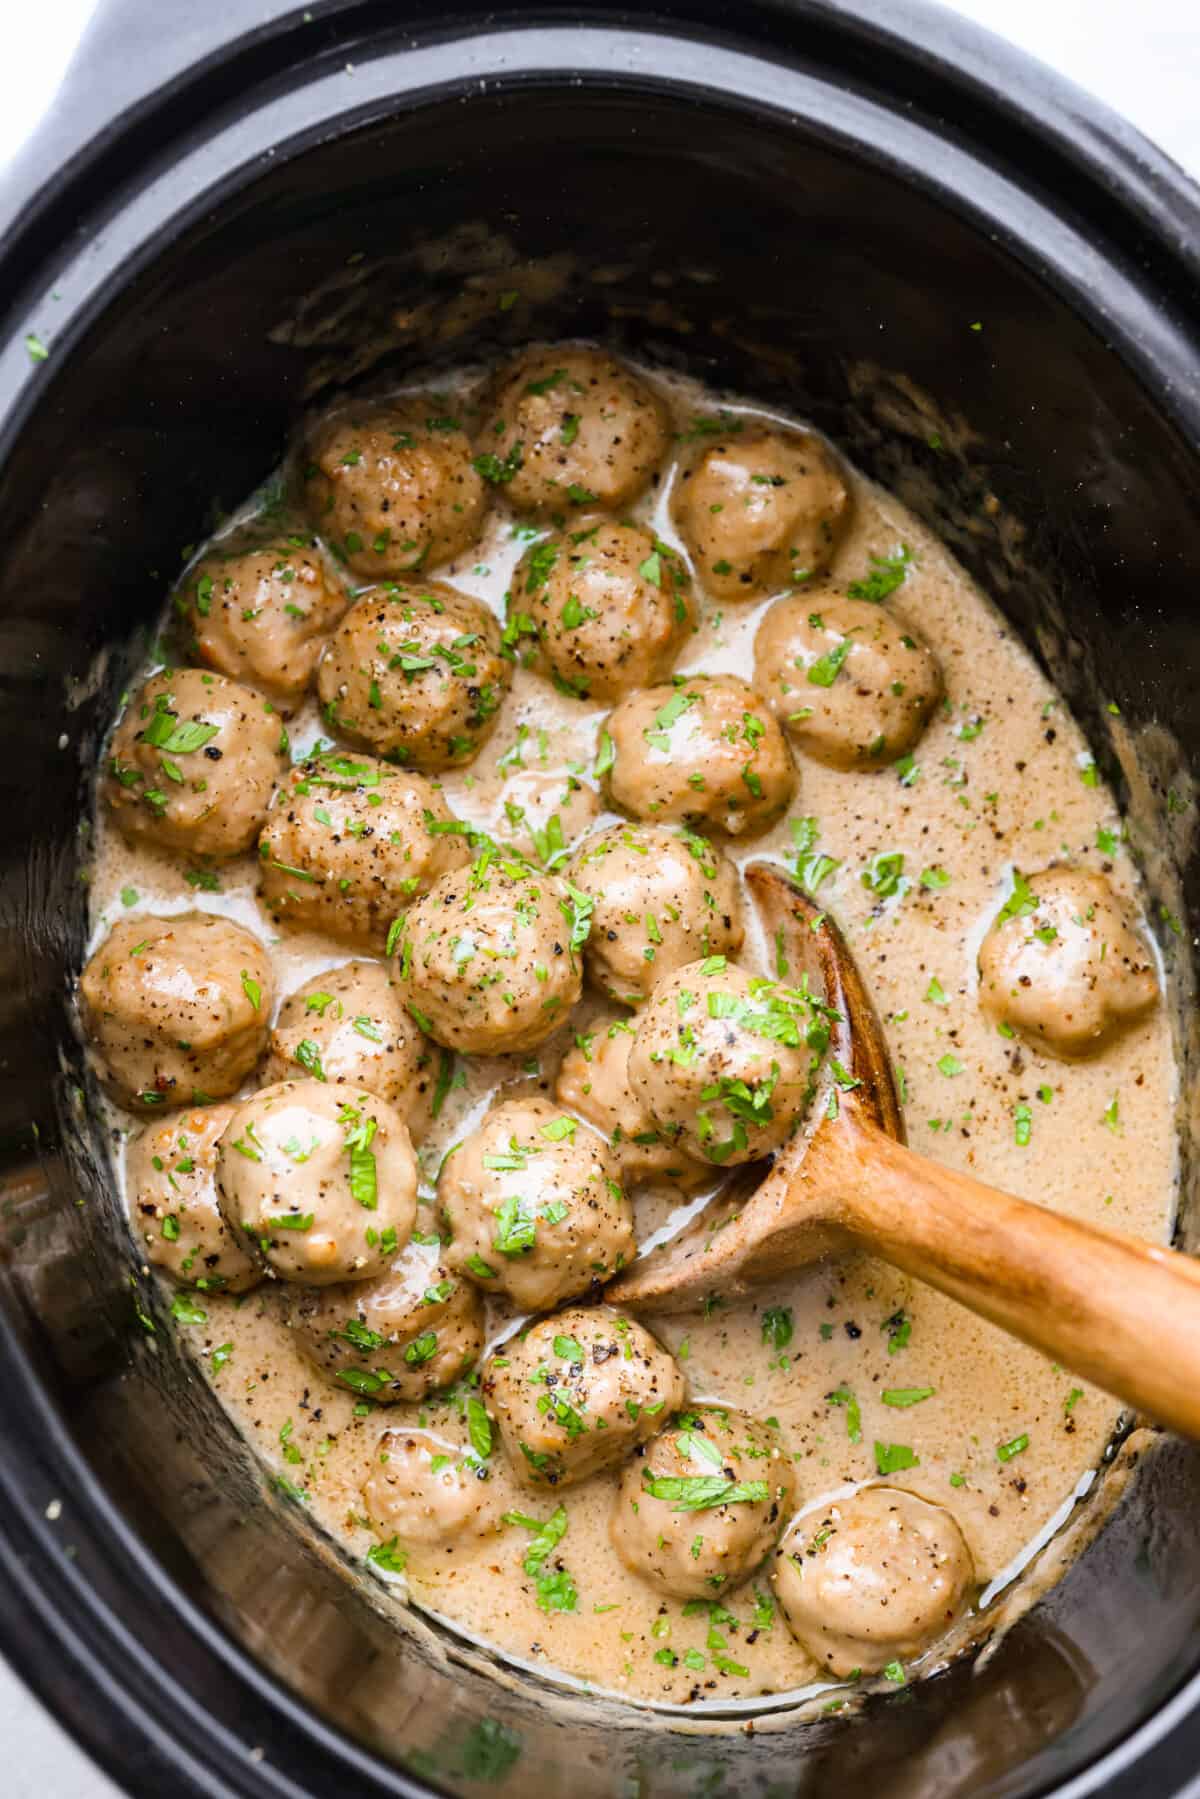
[2,2,1200,1794]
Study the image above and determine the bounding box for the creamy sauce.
[87,360,1177,1712]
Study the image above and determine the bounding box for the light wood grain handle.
[830,1121,1200,1437]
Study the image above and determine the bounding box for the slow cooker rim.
[2,7,1200,1797]
[4,1,1200,303]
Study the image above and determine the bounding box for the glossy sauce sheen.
[88,362,1177,1710]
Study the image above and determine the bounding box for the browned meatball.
[475,347,670,518]
[754,593,943,768]
[126,1103,261,1292]
[977,867,1158,1058]
[302,401,487,577]
[602,675,796,838]
[363,1428,507,1546]
[396,856,584,1053]
[440,1097,635,1311]
[555,1017,709,1189]
[104,668,286,861]
[483,1306,686,1489]
[490,767,599,868]
[629,959,822,1166]
[264,960,438,1140]
[611,1407,794,1598]
[566,822,743,1004]
[774,1488,975,1675]
[215,1079,418,1285]
[258,753,470,951]
[673,425,852,602]
[283,1242,483,1402]
[511,518,692,702]
[317,582,511,770]
[178,536,350,704]
[80,913,272,1112]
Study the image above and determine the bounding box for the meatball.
[126,1103,261,1292]
[773,1487,975,1676]
[754,593,943,769]
[628,959,822,1166]
[80,913,273,1112]
[673,425,852,602]
[440,1097,635,1311]
[302,401,487,578]
[483,1306,685,1490]
[512,518,692,702]
[265,960,437,1140]
[179,537,349,704]
[104,668,285,861]
[363,1427,504,1546]
[977,867,1158,1058]
[475,347,670,518]
[567,822,744,1004]
[283,1243,483,1402]
[396,855,583,1053]
[317,583,511,770]
[492,767,599,869]
[555,1018,709,1189]
[611,1406,794,1599]
[215,1079,417,1285]
[602,675,795,838]
[258,753,470,952]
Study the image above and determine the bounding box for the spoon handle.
[830,1119,1200,1437]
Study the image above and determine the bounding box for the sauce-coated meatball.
[629,959,822,1166]
[396,854,583,1053]
[555,1018,709,1189]
[773,1487,975,1676]
[284,1241,483,1402]
[104,669,285,861]
[363,1427,504,1546]
[512,518,692,702]
[483,1306,685,1490]
[179,536,349,704]
[80,913,273,1111]
[216,1079,417,1285]
[475,347,670,518]
[317,583,511,770]
[611,1406,794,1599]
[602,675,795,837]
[126,1104,261,1292]
[673,425,851,602]
[302,402,487,577]
[977,867,1158,1058]
[491,767,599,868]
[265,960,437,1140]
[754,593,943,769]
[440,1097,635,1311]
[259,753,470,951]
[567,822,743,1004]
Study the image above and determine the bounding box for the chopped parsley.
[641,1473,770,1512]
[846,545,912,603]
[874,1441,919,1475]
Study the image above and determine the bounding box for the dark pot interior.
[2,7,1200,1796]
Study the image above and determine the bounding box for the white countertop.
[2,2,1198,1794]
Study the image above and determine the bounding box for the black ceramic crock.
[2,3,1200,1795]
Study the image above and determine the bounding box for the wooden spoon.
[607,862,1200,1439]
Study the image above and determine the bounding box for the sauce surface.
[87,359,1176,1710]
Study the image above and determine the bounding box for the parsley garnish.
[846,545,912,603]
[640,1473,770,1512]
